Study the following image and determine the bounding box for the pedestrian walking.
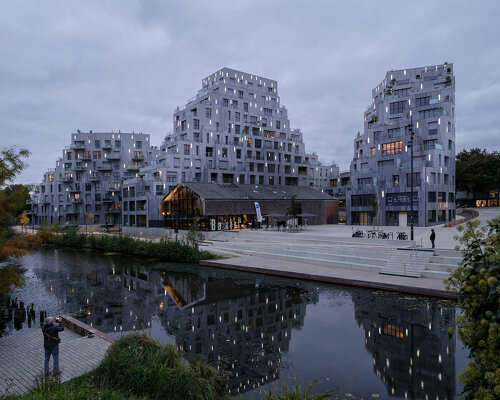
[42,316,64,375]
[430,228,436,249]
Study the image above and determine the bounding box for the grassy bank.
[37,229,218,264]
[1,334,339,400]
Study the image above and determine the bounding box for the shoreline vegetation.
[1,334,339,400]
[35,225,219,264]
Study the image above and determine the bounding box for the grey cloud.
[0,0,499,184]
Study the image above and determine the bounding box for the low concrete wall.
[122,226,169,237]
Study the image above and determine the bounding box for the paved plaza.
[0,329,111,395]
[201,208,500,297]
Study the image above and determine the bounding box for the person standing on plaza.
[42,316,64,375]
[430,228,436,249]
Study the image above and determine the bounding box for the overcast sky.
[1,0,499,184]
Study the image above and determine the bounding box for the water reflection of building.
[159,274,318,395]
[29,251,317,395]
[352,292,456,400]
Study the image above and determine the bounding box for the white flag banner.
[254,202,262,223]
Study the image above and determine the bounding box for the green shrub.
[265,379,339,399]
[92,334,230,400]
[35,231,215,264]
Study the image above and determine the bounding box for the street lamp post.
[407,114,415,241]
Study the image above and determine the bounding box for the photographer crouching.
[42,316,64,376]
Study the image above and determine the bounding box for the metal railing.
[403,244,417,276]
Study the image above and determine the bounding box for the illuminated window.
[382,141,403,156]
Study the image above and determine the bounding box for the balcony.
[102,142,112,150]
[89,174,99,181]
[132,152,144,161]
[60,175,73,183]
[74,163,85,171]
[106,152,121,160]
[71,198,82,203]
[78,152,91,161]
[126,162,140,171]
[71,141,86,150]
[105,208,121,213]
[102,196,115,202]
[97,163,113,171]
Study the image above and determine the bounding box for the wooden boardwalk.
[0,328,111,395]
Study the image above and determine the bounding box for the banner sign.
[386,192,418,207]
[254,202,262,223]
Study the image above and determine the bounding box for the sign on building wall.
[386,192,418,207]
[254,202,262,222]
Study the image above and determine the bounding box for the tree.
[456,148,500,202]
[20,211,29,233]
[0,148,30,187]
[286,195,302,228]
[446,217,499,399]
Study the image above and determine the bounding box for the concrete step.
[430,256,461,265]
[422,270,450,279]
[210,243,390,266]
[221,248,383,273]
[425,263,458,272]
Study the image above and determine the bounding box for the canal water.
[1,249,468,399]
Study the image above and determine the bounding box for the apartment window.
[181,120,187,130]
[406,172,421,187]
[438,192,447,202]
[135,141,142,149]
[236,149,241,159]
[276,120,281,129]
[228,123,231,133]
[416,96,430,107]
[393,88,411,97]
[223,98,229,107]
[250,116,257,124]
[93,151,101,159]
[184,145,190,155]
[156,185,163,195]
[387,128,401,138]
[393,175,399,185]
[382,141,402,156]
[222,148,227,158]
[389,117,401,126]
[389,101,405,114]
[428,192,436,202]
[193,119,200,129]
[238,90,244,99]
[423,139,437,150]
[95,140,100,148]
[66,152,72,160]
[115,140,121,148]
[205,108,211,118]
[235,112,240,122]
[419,108,440,119]
[428,121,438,135]
[448,139,453,150]
[228,110,231,120]
[263,108,272,116]
[244,102,249,112]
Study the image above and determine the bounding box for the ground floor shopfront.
[161,182,339,231]
[348,189,455,227]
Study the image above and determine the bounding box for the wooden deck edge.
[62,315,115,343]
[199,260,459,300]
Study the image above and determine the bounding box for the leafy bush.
[36,231,216,263]
[265,378,339,399]
[92,334,230,400]
[446,217,500,399]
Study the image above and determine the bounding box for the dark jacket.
[430,231,436,241]
[42,322,64,348]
